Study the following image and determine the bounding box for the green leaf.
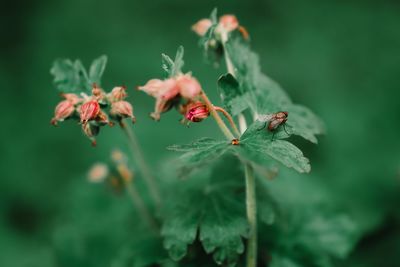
[167,138,230,176]
[269,255,304,267]
[162,46,184,77]
[286,104,325,144]
[217,73,251,116]
[225,37,292,115]
[162,156,248,266]
[51,58,90,93]
[50,56,107,94]
[225,37,324,144]
[89,55,107,86]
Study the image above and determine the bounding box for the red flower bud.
[51,100,75,125]
[185,102,209,123]
[110,101,136,123]
[80,100,100,124]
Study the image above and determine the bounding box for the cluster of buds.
[87,150,133,194]
[51,84,136,146]
[192,14,249,41]
[138,73,210,123]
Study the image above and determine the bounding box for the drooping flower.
[138,78,180,121]
[110,101,136,123]
[218,15,239,32]
[191,18,213,36]
[51,100,75,125]
[176,74,202,99]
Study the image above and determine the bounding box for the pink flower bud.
[109,86,127,102]
[138,78,179,100]
[51,100,75,125]
[176,74,202,99]
[185,102,209,123]
[62,93,82,105]
[110,101,136,123]
[192,19,213,36]
[88,163,109,183]
[219,15,239,32]
[80,100,100,124]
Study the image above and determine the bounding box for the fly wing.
[255,113,273,122]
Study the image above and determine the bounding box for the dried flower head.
[51,100,75,125]
[110,101,136,123]
[82,122,100,146]
[80,100,100,124]
[108,86,127,102]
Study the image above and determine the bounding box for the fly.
[256,111,290,140]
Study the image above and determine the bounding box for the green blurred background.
[1,0,399,266]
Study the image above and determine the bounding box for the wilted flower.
[51,100,75,125]
[184,102,209,123]
[110,101,136,123]
[176,74,202,99]
[138,78,180,121]
[138,74,203,121]
[191,18,212,36]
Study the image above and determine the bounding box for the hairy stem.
[214,106,241,137]
[121,123,161,209]
[200,91,235,140]
[245,164,257,267]
[222,36,258,267]
[124,180,158,231]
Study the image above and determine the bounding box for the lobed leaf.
[50,56,108,94]
[162,46,185,77]
[89,55,107,86]
[167,138,230,176]
[161,156,248,266]
[217,73,251,116]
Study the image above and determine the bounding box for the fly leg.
[257,122,267,131]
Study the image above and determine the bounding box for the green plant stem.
[200,91,235,141]
[222,37,258,267]
[244,164,257,267]
[124,180,158,231]
[122,123,161,208]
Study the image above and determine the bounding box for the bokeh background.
[1,0,399,266]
